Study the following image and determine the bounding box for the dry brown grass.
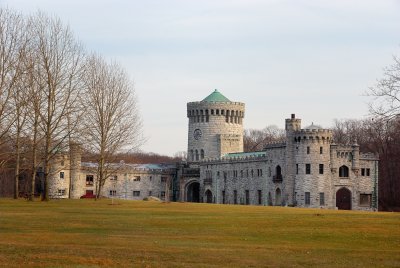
[0,199,399,267]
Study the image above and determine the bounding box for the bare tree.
[82,54,143,199]
[0,9,29,198]
[29,12,85,201]
[369,54,400,119]
[244,125,285,152]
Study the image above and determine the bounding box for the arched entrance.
[336,187,351,210]
[186,181,200,202]
[205,190,213,203]
[275,188,282,206]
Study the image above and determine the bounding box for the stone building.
[49,89,378,210]
[181,90,379,211]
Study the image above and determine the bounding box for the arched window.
[201,149,204,159]
[273,165,282,182]
[339,165,349,177]
[195,150,199,161]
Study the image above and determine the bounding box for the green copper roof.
[202,89,231,102]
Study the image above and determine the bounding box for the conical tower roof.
[202,89,230,102]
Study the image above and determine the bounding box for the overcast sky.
[2,0,400,155]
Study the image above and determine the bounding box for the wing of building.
[48,89,379,211]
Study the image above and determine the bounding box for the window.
[361,168,365,176]
[161,191,166,200]
[222,191,225,204]
[109,190,116,196]
[245,190,250,205]
[201,149,205,159]
[59,172,64,179]
[366,168,370,176]
[296,164,299,175]
[258,190,262,205]
[319,164,324,175]
[307,146,310,154]
[305,164,311,174]
[161,177,167,183]
[233,190,238,204]
[339,165,349,177]
[58,189,66,196]
[360,194,371,206]
[133,176,141,181]
[133,191,140,196]
[110,175,117,181]
[305,192,310,205]
[86,175,94,186]
[320,147,323,154]
[61,160,65,166]
[148,191,152,196]
[195,150,199,161]
[319,192,325,206]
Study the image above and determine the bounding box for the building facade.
[49,89,378,210]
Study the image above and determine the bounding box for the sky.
[1,0,400,156]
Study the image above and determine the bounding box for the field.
[0,199,399,267]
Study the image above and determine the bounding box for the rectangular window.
[319,164,324,174]
[133,191,140,197]
[305,192,310,205]
[366,168,370,176]
[320,147,323,154]
[245,190,250,205]
[306,164,311,174]
[161,191,166,200]
[59,172,64,179]
[361,168,365,176]
[161,177,167,183]
[296,164,299,175]
[148,191,152,196]
[360,194,372,206]
[133,176,141,181]
[307,146,310,154]
[109,190,116,196]
[319,192,325,206]
[234,190,237,204]
[258,190,262,205]
[222,191,225,204]
[110,175,117,181]
[86,175,94,186]
[58,189,66,196]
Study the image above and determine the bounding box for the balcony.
[204,178,213,185]
[273,174,283,183]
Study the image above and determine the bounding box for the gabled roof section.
[202,89,231,102]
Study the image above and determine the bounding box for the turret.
[351,142,360,173]
[187,89,245,162]
[69,142,82,199]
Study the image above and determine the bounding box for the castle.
[50,90,379,211]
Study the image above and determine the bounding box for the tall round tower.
[187,89,245,162]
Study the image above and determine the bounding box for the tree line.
[0,9,142,201]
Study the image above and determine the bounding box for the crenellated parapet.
[293,128,333,144]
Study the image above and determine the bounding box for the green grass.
[0,199,399,267]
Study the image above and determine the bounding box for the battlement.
[200,151,268,165]
[264,141,286,149]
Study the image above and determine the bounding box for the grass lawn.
[0,199,399,267]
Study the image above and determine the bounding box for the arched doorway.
[275,188,282,206]
[336,187,351,210]
[186,181,200,202]
[205,190,213,203]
